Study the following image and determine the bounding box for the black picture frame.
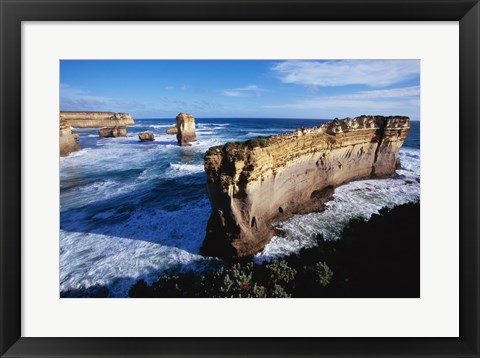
[1,0,479,357]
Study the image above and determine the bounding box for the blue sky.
[60,60,420,120]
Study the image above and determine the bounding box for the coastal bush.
[214,263,255,298]
[270,284,291,298]
[246,137,270,149]
[128,279,152,298]
[305,261,333,287]
[61,284,109,298]
[251,283,268,298]
[266,260,297,285]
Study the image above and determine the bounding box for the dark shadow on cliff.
[60,172,210,255]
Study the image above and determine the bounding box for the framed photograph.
[1,0,479,357]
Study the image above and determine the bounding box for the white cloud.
[60,83,145,111]
[222,84,269,97]
[264,86,420,119]
[160,96,224,111]
[339,86,420,100]
[272,60,420,87]
[222,90,247,97]
[265,86,419,109]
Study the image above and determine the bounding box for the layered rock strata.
[98,126,127,138]
[139,131,155,141]
[176,113,196,146]
[60,118,81,156]
[60,111,134,128]
[201,115,410,259]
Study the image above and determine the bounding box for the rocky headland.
[201,115,410,259]
[60,111,134,128]
[139,131,155,142]
[176,113,196,146]
[60,117,81,156]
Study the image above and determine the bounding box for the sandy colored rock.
[166,126,178,134]
[176,113,196,146]
[60,111,134,128]
[60,117,81,156]
[98,126,127,138]
[138,131,155,142]
[200,115,410,259]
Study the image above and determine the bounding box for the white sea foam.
[197,123,230,128]
[60,231,216,297]
[60,196,216,297]
[246,132,267,137]
[168,163,205,176]
[149,124,174,129]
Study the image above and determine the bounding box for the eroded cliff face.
[60,111,134,128]
[201,115,410,259]
[60,118,81,156]
[176,113,196,146]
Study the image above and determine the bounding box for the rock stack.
[98,126,127,138]
[175,113,196,146]
[138,131,155,142]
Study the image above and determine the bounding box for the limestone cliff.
[176,113,196,146]
[201,115,410,259]
[60,111,134,128]
[60,118,81,156]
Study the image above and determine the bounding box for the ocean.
[60,118,420,297]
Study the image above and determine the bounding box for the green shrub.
[266,260,297,285]
[270,284,291,298]
[306,261,333,287]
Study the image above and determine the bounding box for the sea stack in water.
[60,111,134,128]
[99,126,127,138]
[200,115,410,259]
[139,131,155,142]
[176,112,196,146]
[166,126,178,134]
[60,117,81,156]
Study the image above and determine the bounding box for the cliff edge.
[201,115,410,259]
[60,117,81,156]
[60,111,134,128]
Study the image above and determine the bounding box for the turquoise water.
[60,118,420,297]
